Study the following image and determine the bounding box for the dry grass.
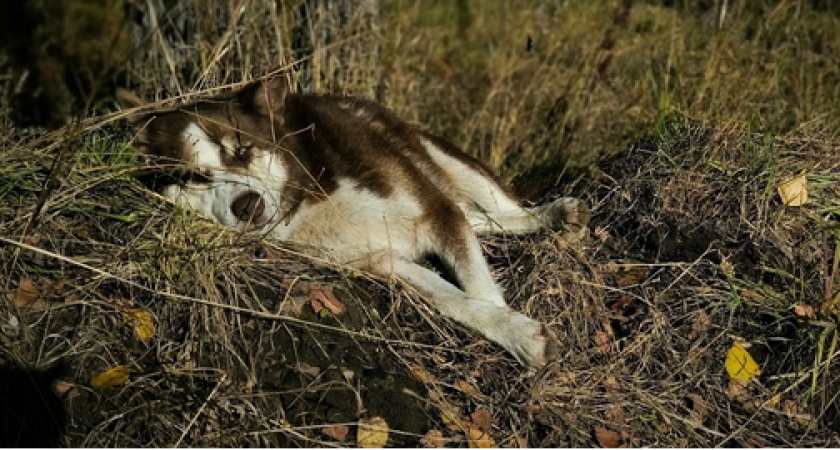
[2,0,840,447]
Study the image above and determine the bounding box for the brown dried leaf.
[793,303,816,320]
[468,409,493,434]
[421,429,446,448]
[321,424,350,442]
[14,278,40,308]
[595,427,621,448]
[52,380,81,400]
[467,425,497,448]
[727,379,751,403]
[310,287,345,315]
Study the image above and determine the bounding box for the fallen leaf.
[594,427,621,448]
[322,424,350,442]
[778,173,808,206]
[357,416,389,448]
[725,341,761,382]
[793,303,816,320]
[421,429,446,448]
[52,380,81,400]
[121,307,156,343]
[467,425,497,448]
[726,379,750,403]
[91,365,130,389]
[310,287,345,315]
[14,278,40,308]
[469,409,493,434]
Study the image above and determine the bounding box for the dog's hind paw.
[490,311,548,368]
[540,197,590,230]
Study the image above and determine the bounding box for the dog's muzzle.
[231,191,268,227]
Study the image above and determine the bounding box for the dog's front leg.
[365,251,547,367]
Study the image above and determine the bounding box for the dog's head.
[118,78,294,231]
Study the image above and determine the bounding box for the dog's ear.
[238,76,288,116]
[116,88,155,125]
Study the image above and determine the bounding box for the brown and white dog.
[117,77,588,367]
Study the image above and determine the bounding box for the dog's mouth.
[231,191,270,228]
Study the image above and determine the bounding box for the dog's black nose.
[231,191,266,223]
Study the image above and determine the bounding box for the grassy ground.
[2,0,840,447]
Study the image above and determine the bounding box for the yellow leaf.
[91,365,130,389]
[778,173,808,206]
[121,308,156,343]
[357,416,389,448]
[725,341,761,381]
[421,429,446,448]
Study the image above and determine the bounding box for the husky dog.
[117,78,588,367]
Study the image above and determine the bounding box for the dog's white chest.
[276,179,427,263]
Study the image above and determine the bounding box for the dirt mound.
[2,118,839,446]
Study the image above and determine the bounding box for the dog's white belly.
[275,179,428,265]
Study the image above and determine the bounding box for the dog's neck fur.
[119,78,589,367]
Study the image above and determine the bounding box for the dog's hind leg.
[471,196,591,235]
